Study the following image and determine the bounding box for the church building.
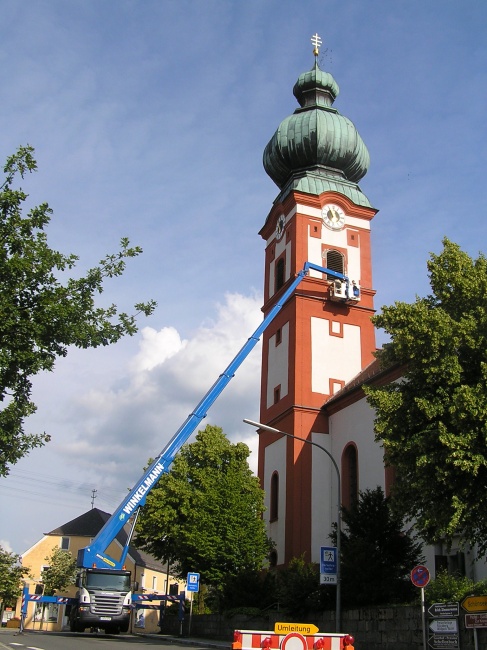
[256,35,486,583]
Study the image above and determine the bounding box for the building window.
[275,258,285,291]
[274,386,280,404]
[435,552,466,577]
[269,550,278,567]
[323,250,345,278]
[60,537,70,550]
[275,328,282,346]
[270,471,279,521]
[342,443,358,510]
[152,576,157,591]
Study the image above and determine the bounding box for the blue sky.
[1,0,486,555]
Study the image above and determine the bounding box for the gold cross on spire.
[311,33,322,57]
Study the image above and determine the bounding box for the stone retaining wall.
[161,606,487,650]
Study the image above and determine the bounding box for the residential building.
[16,507,182,633]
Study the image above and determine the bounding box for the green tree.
[275,555,323,618]
[0,546,31,621]
[136,425,273,606]
[365,239,487,554]
[426,571,487,605]
[331,487,424,606]
[41,547,78,595]
[0,146,156,475]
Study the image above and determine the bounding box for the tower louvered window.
[323,250,344,279]
[276,258,285,291]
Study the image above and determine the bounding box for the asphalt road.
[0,630,229,650]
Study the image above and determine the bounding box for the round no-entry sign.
[411,565,430,588]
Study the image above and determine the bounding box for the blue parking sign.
[187,572,200,592]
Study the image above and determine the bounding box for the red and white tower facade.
[258,36,378,566]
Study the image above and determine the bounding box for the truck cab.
[69,568,132,634]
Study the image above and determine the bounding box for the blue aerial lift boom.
[69,262,358,633]
[77,261,358,572]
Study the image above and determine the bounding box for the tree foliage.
[136,425,273,600]
[0,546,31,607]
[365,239,487,554]
[275,556,324,617]
[331,487,424,606]
[0,146,156,475]
[426,571,487,605]
[41,547,78,595]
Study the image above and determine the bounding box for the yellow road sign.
[461,595,487,613]
[274,623,319,635]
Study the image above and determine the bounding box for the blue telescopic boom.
[77,262,348,569]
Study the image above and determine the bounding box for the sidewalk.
[141,633,231,648]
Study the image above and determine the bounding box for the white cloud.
[0,540,13,553]
[57,291,263,488]
[132,326,186,372]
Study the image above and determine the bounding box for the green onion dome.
[263,60,370,189]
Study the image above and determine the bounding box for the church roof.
[323,356,405,412]
[263,53,372,207]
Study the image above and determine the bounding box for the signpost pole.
[188,592,193,637]
[186,572,200,637]
[410,566,430,650]
[244,419,341,632]
[421,587,427,650]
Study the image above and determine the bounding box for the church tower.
[258,35,377,566]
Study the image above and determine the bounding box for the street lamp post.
[243,419,342,633]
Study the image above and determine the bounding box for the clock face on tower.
[275,214,285,240]
[322,204,345,231]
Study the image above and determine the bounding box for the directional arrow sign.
[274,623,319,635]
[428,603,459,618]
[429,619,458,634]
[428,634,459,649]
[461,595,487,613]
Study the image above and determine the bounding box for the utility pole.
[91,489,97,509]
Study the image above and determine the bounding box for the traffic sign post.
[461,595,487,613]
[427,634,459,649]
[429,619,458,634]
[465,613,487,629]
[411,565,430,588]
[461,596,487,650]
[411,566,431,650]
[320,546,337,585]
[426,601,460,650]
[428,603,459,618]
[186,572,200,592]
[186,572,200,636]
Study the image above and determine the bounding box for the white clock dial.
[322,204,345,231]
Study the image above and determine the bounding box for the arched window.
[341,443,358,510]
[270,471,279,521]
[323,250,345,279]
[275,258,285,291]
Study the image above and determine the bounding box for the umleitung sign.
[274,623,319,635]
